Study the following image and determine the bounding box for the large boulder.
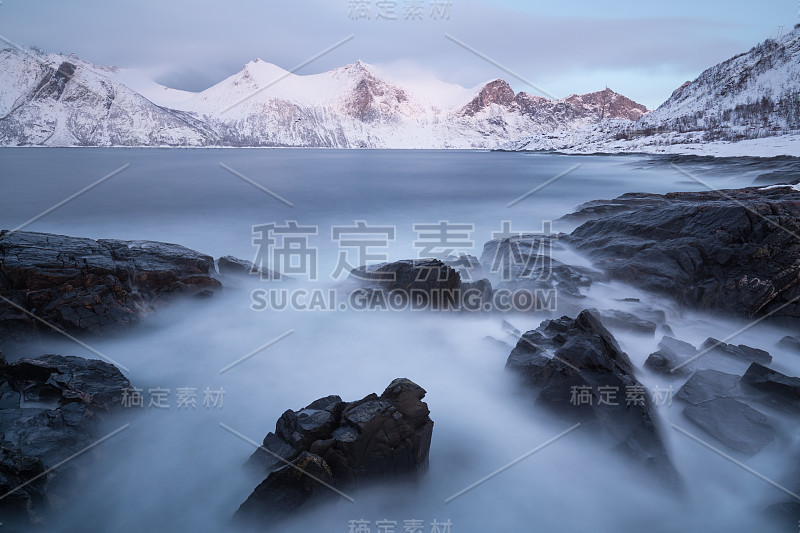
[0,230,222,338]
[505,309,676,480]
[235,378,434,526]
[0,353,130,526]
[348,259,463,309]
[565,186,800,322]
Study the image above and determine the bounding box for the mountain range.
[0,49,647,148]
[503,26,800,155]
[1,27,797,153]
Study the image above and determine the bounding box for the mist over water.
[1,149,796,532]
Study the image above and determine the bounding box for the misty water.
[2,148,798,532]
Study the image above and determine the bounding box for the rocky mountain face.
[0,50,648,148]
[504,27,800,153]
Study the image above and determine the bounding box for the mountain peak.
[461,79,516,116]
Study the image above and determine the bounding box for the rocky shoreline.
[1,180,799,528]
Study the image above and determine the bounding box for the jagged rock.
[778,335,800,354]
[217,255,288,281]
[645,336,698,377]
[0,354,130,525]
[741,362,800,412]
[479,235,600,314]
[676,370,744,404]
[460,278,493,311]
[442,254,483,281]
[565,186,800,323]
[0,230,221,338]
[683,398,775,455]
[348,259,461,309]
[700,338,772,365]
[236,451,335,524]
[505,310,676,480]
[236,378,434,526]
[593,308,657,335]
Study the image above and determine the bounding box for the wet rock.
[236,451,335,524]
[460,278,493,311]
[594,308,657,335]
[741,362,800,412]
[349,259,460,309]
[236,378,434,526]
[565,186,800,322]
[505,309,676,480]
[645,336,698,377]
[0,354,130,525]
[683,398,775,455]
[479,235,601,314]
[0,230,222,338]
[778,335,800,354]
[676,369,744,404]
[442,254,483,281]
[700,338,772,365]
[217,255,289,281]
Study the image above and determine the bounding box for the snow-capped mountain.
[504,27,800,155]
[0,49,648,148]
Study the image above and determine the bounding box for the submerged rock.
[479,235,599,312]
[741,362,800,412]
[699,338,772,365]
[778,334,800,354]
[683,398,775,456]
[565,186,800,322]
[0,230,222,338]
[217,255,289,281]
[593,308,657,335]
[236,378,434,526]
[0,353,130,525]
[505,309,676,481]
[676,369,744,404]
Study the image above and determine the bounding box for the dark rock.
[741,362,800,412]
[217,255,289,281]
[593,308,657,335]
[659,336,698,357]
[505,310,676,480]
[442,254,483,281]
[236,451,335,524]
[676,369,744,404]
[565,186,800,322]
[778,335,800,354]
[0,354,130,524]
[645,336,698,377]
[348,259,460,309]
[479,235,601,314]
[683,398,775,455]
[460,278,493,311]
[700,338,772,365]
[0,230,222,338]
[236,378,433,526]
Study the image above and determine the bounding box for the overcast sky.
[1,0,795,108]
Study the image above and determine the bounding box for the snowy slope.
[505,27,800,156]
[0,49,649,148]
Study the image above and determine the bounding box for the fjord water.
[1,149,798,532]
